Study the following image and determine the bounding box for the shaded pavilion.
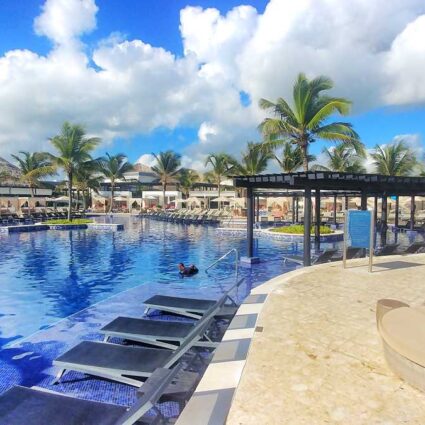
[233,171,425,266]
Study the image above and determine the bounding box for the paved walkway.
[227,254,425,424]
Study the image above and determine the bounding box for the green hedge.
[270,225,333,235]
[45,219,93,225]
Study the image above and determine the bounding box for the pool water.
[0,216,424,407]
[0,216,307,348]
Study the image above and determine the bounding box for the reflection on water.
[0,216,423,346]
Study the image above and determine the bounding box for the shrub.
[46,219,93,225]
[270,225,333,235]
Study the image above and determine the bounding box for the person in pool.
[178,263,199,276]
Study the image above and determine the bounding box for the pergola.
[233,171,425,266]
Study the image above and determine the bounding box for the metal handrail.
[205,248,239,279]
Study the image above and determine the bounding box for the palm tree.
[49,122,101,220]
[73,160,103,210]
[275,141,316,173]
[259,73,362,171]
[370,141,417,176]
[98,153,133,212]
[236,142,273,175]
[178,168,200,197]
[11,151,55,196]
[313,144,366,173]
[151,151,182,207]
[204,153,238,197]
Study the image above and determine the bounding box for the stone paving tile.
[227,254,425,425]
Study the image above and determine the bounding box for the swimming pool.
[0,216,423,408]
[0,216,307,348]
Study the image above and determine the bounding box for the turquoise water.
[0,216,303,347]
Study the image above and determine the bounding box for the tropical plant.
[370,141,417,176]
[178,168,200,197]
[236,142,273,175]
[49,122,101,220]
[151,150,182,206]
[313,144,366,173]
[259,73,362,171]
[275,141,316,173]
[73,160,103,210]
[98,153,133,212]
[204,153,238,196]
[11,151,55,195]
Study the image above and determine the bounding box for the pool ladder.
[205,248,239,280]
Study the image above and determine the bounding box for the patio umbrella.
[142,195,158,200]
[211,196,231,203]
[184,197,202,206]
[229,198,245,208]
[114,196,128,202]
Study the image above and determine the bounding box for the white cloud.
[0,0,425,165]
[135,154,156,167]
[34,0,98,45]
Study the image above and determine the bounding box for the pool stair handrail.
[205,248,239,280]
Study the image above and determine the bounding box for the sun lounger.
[0,365,183,425]
[283,248,338,265]
[401,241,425,254]
[375,243,399,256]
[100,301,221,350]
[143,278,245,319]
[53,295,226,387]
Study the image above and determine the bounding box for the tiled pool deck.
[227,253,425,424]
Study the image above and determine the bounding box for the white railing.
[205,248,239,280]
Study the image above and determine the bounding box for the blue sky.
[0,0,424,167]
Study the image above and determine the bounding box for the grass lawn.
[270,225,334,235]
[45,219,94,225]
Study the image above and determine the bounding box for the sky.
[0,0,425,171]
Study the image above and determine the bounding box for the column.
[304,188,312,267]
[333,195,337,225]
[247,187,254,258]
[361,191,367,210]
[314,190,321,242]
[410,195,416,230]
[395,196,399,228]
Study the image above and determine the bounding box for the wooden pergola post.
[410,195,416,230]
[315,190,321,242]
[304,188,312,267]
[247,187,254,258]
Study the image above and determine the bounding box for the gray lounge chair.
[143,278,245,319]
[401,241,425,254]
[53,295,226,387]
[283,248,338,265]
[0,365,182,425]
[375,243,399,256]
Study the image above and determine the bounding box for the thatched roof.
[0,156,22,186]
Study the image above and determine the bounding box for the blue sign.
[346,210,372,248]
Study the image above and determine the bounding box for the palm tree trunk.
[82,190,87,211]
[163,183,166,208]
[110,182,114,213]
[68,171,73,221]
[301,144,309,172]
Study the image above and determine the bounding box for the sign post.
[344,209,374,272]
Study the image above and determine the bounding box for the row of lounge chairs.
[283,241,425,265]
[0,279,244,424]
[143,209,232,225]
[0,210,85,226]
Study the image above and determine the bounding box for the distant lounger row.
[0,279,244,424]
[142,208,232,225]
[283,242,425,265]
[0,209,85,226]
